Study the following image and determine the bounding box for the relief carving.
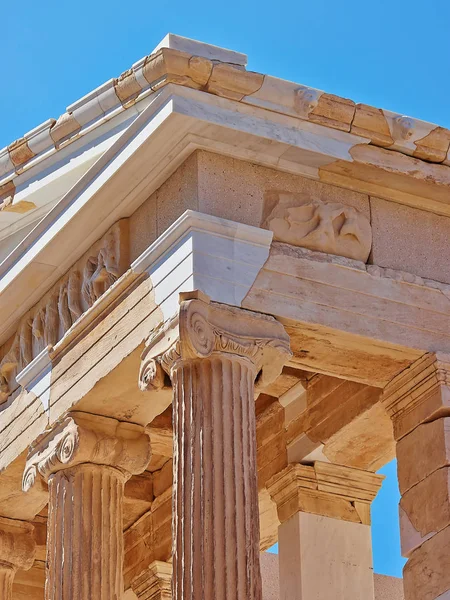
[0,220,129,402]
[262,191,372,262]
[294,86,322,118]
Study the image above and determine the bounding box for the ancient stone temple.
[1,33,449,600]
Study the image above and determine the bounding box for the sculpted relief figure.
[0,220,129,403]
[262,191,372,262]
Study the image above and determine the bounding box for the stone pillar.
[22,411,151,600]
[131,561,172,599]
[0,517,35,600]
[268,462,383,600]
[382,353,450,600]
[139,291,292,600]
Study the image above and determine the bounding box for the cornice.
[2,33,450,215]
[3,70,450,346]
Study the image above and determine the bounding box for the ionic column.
[0,517,35,600]
[139,291,292,600]
[131,561,172,599]
[382,353,450,600]
[22,411,151,600]
[268,462,383,600]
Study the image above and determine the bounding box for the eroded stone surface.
[140,292,291,600]
[400,468,450,556]
[0,517,35,600]
[262,191,372,261]
[0,220,129,402]
[397,418,450,494]
[403,525,450,600]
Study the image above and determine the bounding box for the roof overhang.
[2,81,450,344]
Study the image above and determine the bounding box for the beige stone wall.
[375,574,405,600]
[129,150,369,261]
[195,151,370,227]
[370,197,450,284]
[260,553,404,600]
[130,150,450,286]
[129,153,199,261]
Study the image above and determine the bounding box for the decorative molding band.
[15,346,53,413]
[131,210,273,322]
[382,352,450,439]
[23,411,151,491]
[131,209,272,274]
[131,560,172,600]
[267,462,384,525]
[15,346,52,390]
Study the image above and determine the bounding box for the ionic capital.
[268,462,384,525]
[131,561,172,600]
[139,291,292,390]
[382,352,450,439]
[0,517,35,571]
[23,411,151,491]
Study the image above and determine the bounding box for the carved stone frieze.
[139,291,292,390]
[22,411,151,491]
[262,191,372,262]
[0,220,129,402]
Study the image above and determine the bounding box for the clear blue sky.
[4,0,445,579]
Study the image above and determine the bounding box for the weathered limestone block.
[268,462,383,526]
[403,525,450,600]
[23,412,150,600]
[142,48,213,91]
[0,219,129,402]
[131,561,172,600]
[8,138,35,168]
[350,103,393,147]
[115,69,143,105]
[413,126,450,163]
[285,373,393,471]
[242,78,322,119]
[262,191,372,261]
[256,398,288,490]
[268,462,383,600]
[206,63,264,101]
[308,93,355,132]
[279,512,376,600]
[0,517,35,600]
[397,418,450,494]
[140,291,291,600]
[400,468,450,557]
[124,486,172,589]
[382,352,450,440]
[382,111,450,162]
[383,354,450,599]
[49,112,81,146]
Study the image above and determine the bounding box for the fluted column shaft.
[172,354,261,600]
[139,293,291,600]
[23,412,151,600]
[46,464,125,600]
[0,516,35,600]
[0,563,15,600]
